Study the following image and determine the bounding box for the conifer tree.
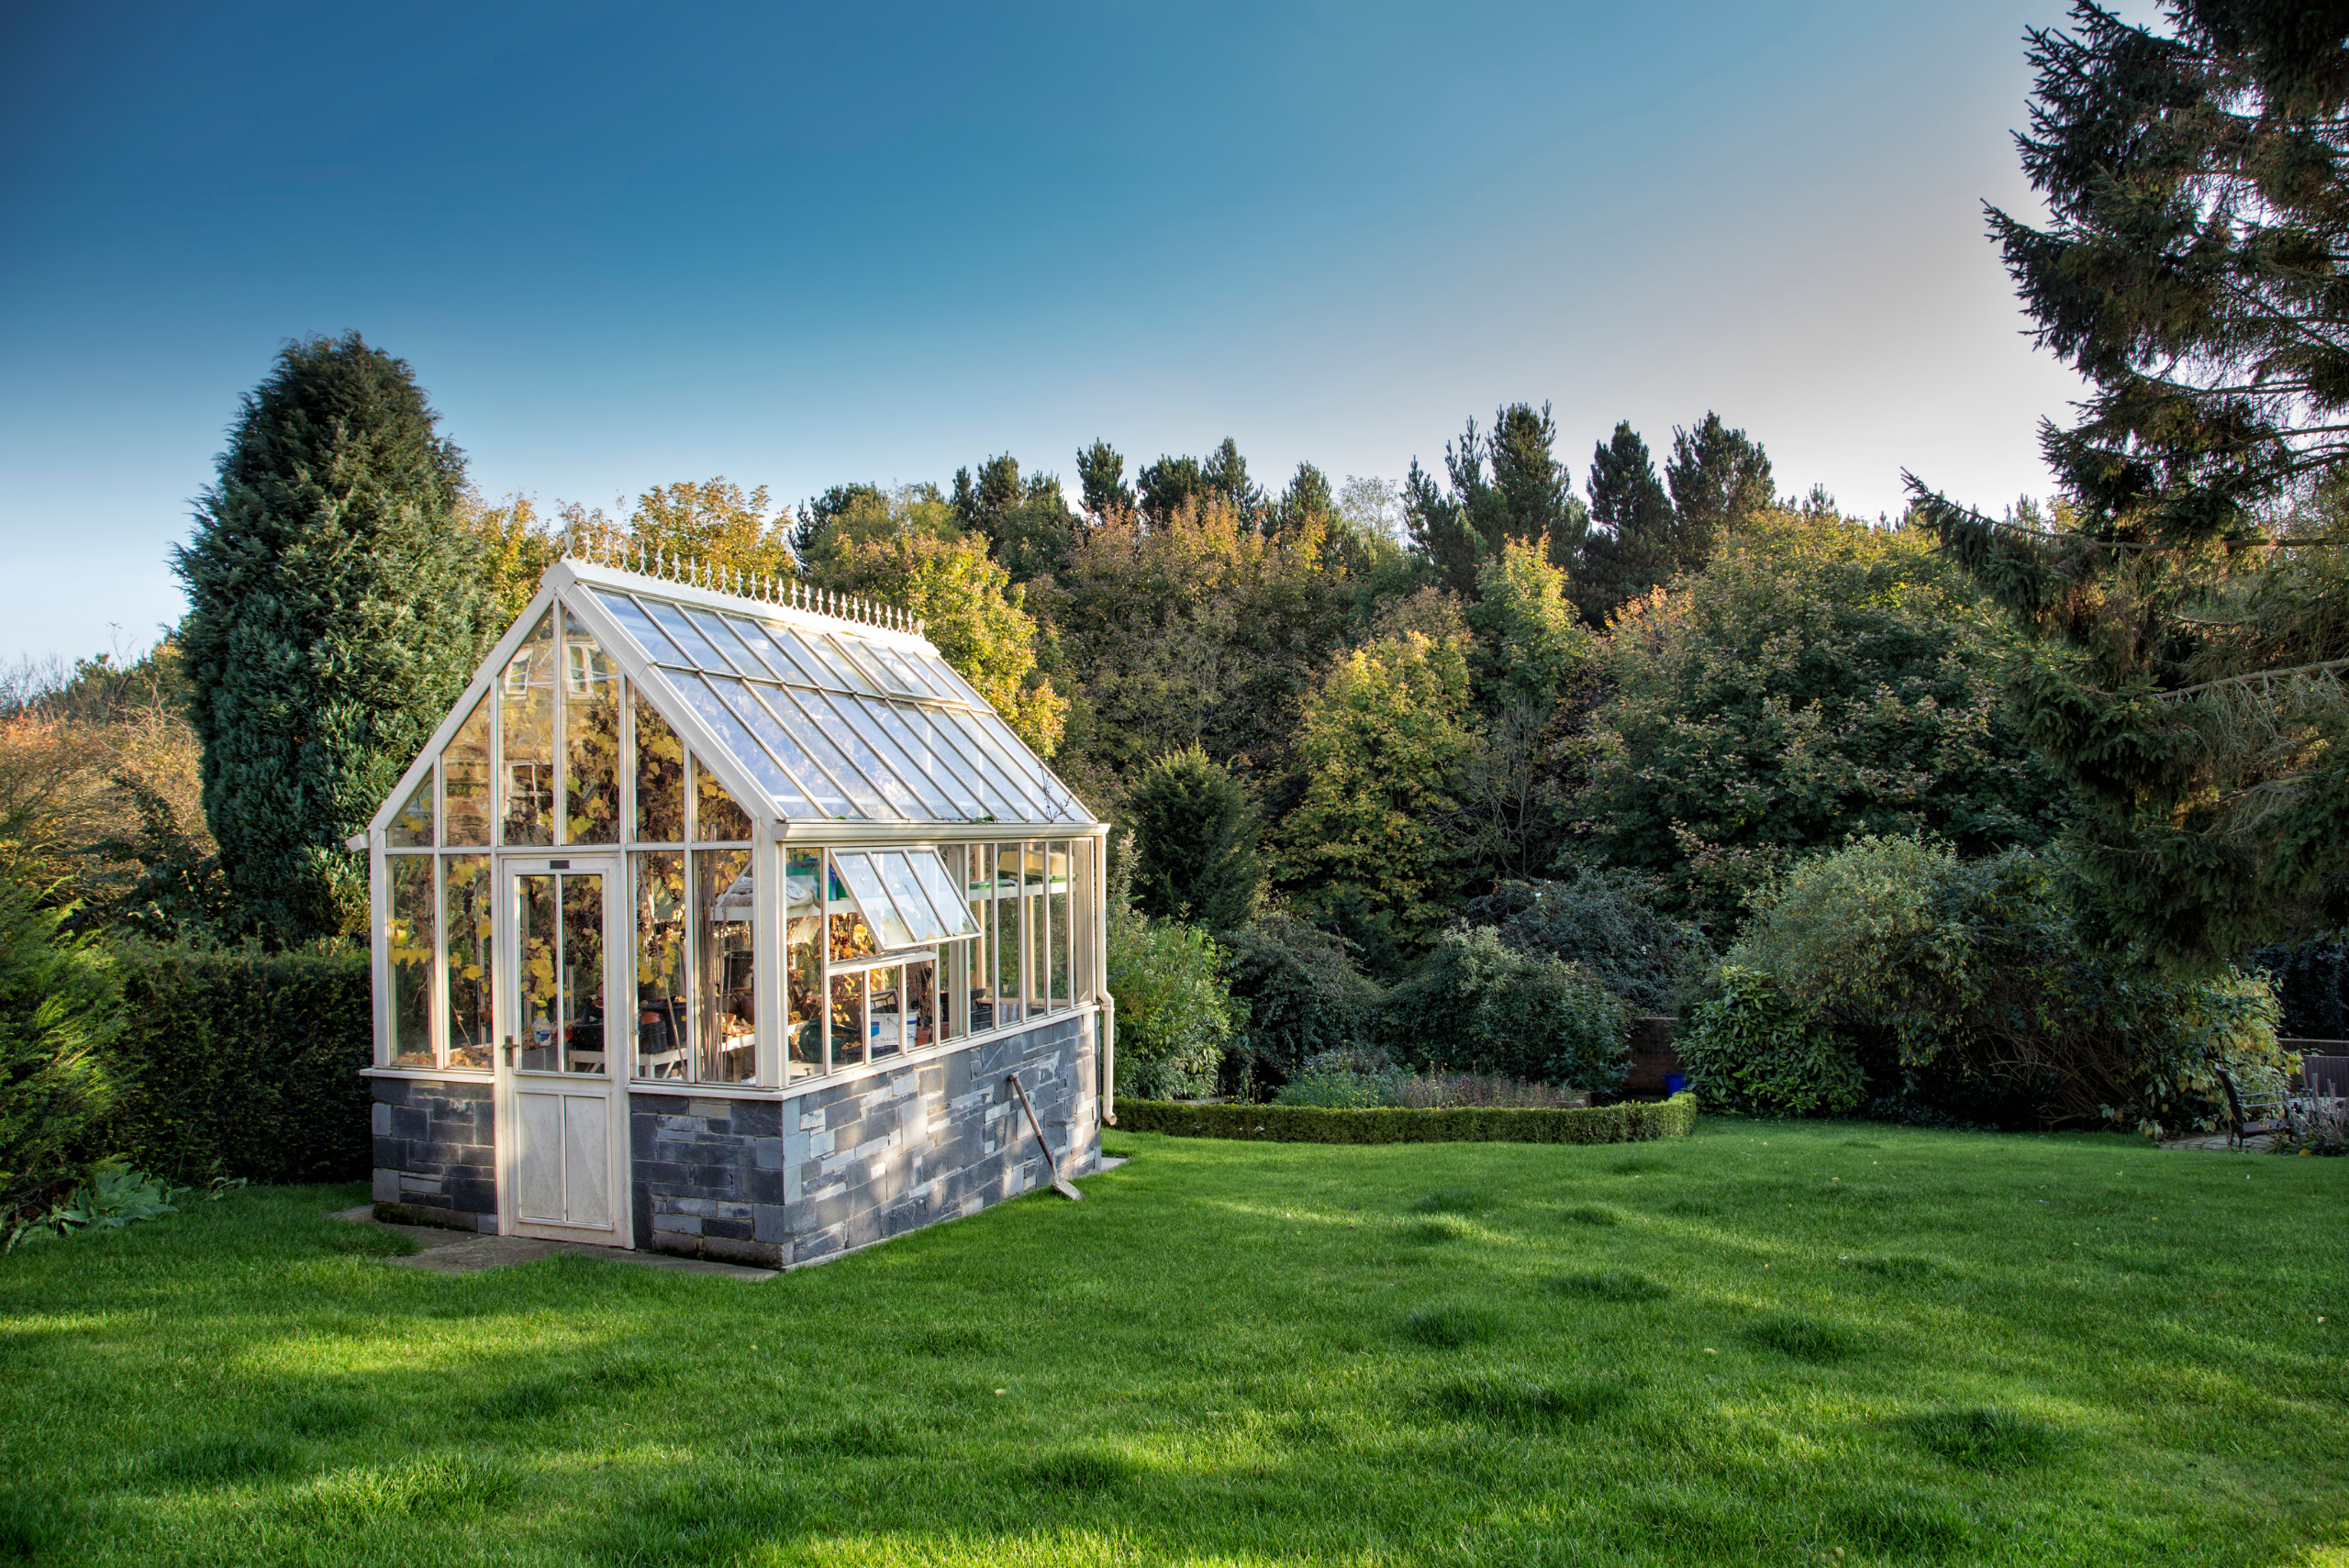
[1910,0,2349,963]
[173,334,484,940]
[1665,412,1773,556]
[1575,421,1675,624]
[1075,439,1134,521]
[1403,404,1584,595]
[1128,745,1264,931]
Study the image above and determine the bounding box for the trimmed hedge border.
[1114,1091,1698,1145]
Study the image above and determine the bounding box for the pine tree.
[1137,452,1208,525]
[1276,462,1334,532]
[1075,439,1133,520]
[173,334,484,940]
[1665,412,1773,556]
[1575,421,1675,624]
[951,453,1075,581]
[1128,745,1264,932]
[1402,404,1585,595]
[1909,0,2349,964]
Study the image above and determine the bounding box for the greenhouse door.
[495,857,629,1247]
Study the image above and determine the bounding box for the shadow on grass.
[1549,1270,1670,1302]
[1741,1313,1863,1363]
[1422,1372,1636,1429]
[1400,1305,1498,1348]
[143,1434,303,1487]
[1906,1407,2062,1471]
[1560,1204,1623,1227]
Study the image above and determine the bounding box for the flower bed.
[1115,1091,1696,1145]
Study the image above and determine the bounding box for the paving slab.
[2155,1133,2282,1152]
[330,1207,776,1279]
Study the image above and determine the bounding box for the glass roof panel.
[684,608,759,675]
[762,625,841,688]
[737,683,881,817]
[650,670,820,817]
[780,687,930,819]
[833,638,919,697]
[869,645,943,699]
[859,700,988,818]
[827,695,961,819]
[940,707,1053,818]
[831,851,917,948]
[969,707,1082,819]
[594,589,694,666]
[637,596,733,672]
[705,675,854,819]
[913,705,1033,820]
[910,649,985,706]
[721,616,802,684]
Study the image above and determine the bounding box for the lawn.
[2,1119,2342,1566]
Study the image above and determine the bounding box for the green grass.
[0,1118,2343,1565]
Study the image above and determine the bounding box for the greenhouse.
[355,544,1112,1266]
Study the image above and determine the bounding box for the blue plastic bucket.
[1664,1073,1687,1095]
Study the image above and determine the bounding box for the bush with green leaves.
[1712,836,2287,1130]
[1220,912,1381,1091]
[1127,745,1264,931]
[1106,912,1241,1100]
[1382,925,1630,1095]
[0,876,124,1225]
[1676,965,1865,1117]
[1464,867,1713,1015]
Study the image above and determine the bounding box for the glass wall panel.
[1073,839,1095,1003]
[829,968,865,1072]
[388,856,435,1065]
[875,850,951,941]
[834,851,916,948]
[868,964,903,1060]
[963,845,994,1033]
[560,873,607,1073]
[696,848,756,1083]
[634,695,686,841]
[562,611,621,844]
[501,610,556,845]
[785,849,821,1079]
[1049,841,1072,1010]
[443,698,493,847]
[444,854,494,1069]
[995,844,1023,1026]
[694,756,753,841]
[632,851,689,1079]
[387,775,434,849]
[1022,843,1049,1016]
[517,872,561,1069]
[906,957,937,1050]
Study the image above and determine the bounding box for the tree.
[952,454,1076,583]
[1075,439,1134,521]
[1908,0,2349,963]
[173,333,484,939]
[1276,462,1334,532]
[1137,452,1208,525]
[1665,412,1773,555]
[1127,745,1264,930]
[1202,438,1267,527]
[1402,404,1586,596]
[1575,421,1675,624]
[1572,508,2067,929]
[0,877,123,1228]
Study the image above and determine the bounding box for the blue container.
[1664,1073,1687,1095]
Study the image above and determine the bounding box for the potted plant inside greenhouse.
[356,542,1113,1266]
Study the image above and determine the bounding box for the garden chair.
[2216,1065,2288,1151]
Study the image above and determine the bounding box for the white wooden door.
[497,857,629,1245]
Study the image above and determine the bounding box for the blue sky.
[2,1,2094,665]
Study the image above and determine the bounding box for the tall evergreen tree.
[1403,403,1584,595]
[1575,421,1675,624]
[174,333,484,940]
[1911,0,2349,964]
[1201,438,1267,528]
[1404,455,1482,595]
[1664,412,1773,555]
[1276,461,1334,531]
[1128,745,1264,931]
[1137,452,1208,525]
[1075,439,1133,520]
[951,453,1075,581]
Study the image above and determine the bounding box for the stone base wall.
[370,1077,497,1232]
[632,1009,1099,1268]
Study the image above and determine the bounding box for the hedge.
[1114,1091,1697,1145]
[100,939,374,1184]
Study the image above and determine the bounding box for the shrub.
[0,877,124,1224]
[1677,966,1865,1117]
[1382,926,1631,1093]
[1114,1091,1697,1145]
[100,937,374,1184]
[1127,746,1264,932]
[1465,868,1713,1015]
[1107,912,1240,1100]
[1221,913,1381,1091]
[1716,836,2290,1130]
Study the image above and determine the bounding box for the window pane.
[829,967,865,1072]
[442,698,493,847]
[634,695,686,841]
[833,851,916,949]
[1073,839,1095,1003]
[696,848,756,1083]
[1025,843,1049,1016]
[560,873,607,1074]
[562,611,621,844]
[722,615,800,683]
[774,688,890,817]
[640,596,733,672]
[908,849,978,939]
[864,702,988,818]
[694,754,753,841]
[808,634,882,695]
[632,851,688,1080]
[995,844,1023,1026]
[685,607,761,676]
[500,611,556,845]
[875,851,949,942]
[444,855,493,1068]
[388,856,435,1066]
[870,644,943,698]
[595,588,693,665]
[785,848,822,1079]
[868,964,903,1060]
[793,689,924,819]
[387,775,434,849]
[518,872,560,1070]
[832,696,959,819]
[737,684,860,817]
[943,708,1051,819]
[763,624,841,688]
[963,846,994,1033]
[906,957,936,1051]
[666,673,817,820]
[828,853,880,962]
[1050,841,1072,1009]
[707,677,841,817]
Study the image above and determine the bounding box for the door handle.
[503,1037,517,1067]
